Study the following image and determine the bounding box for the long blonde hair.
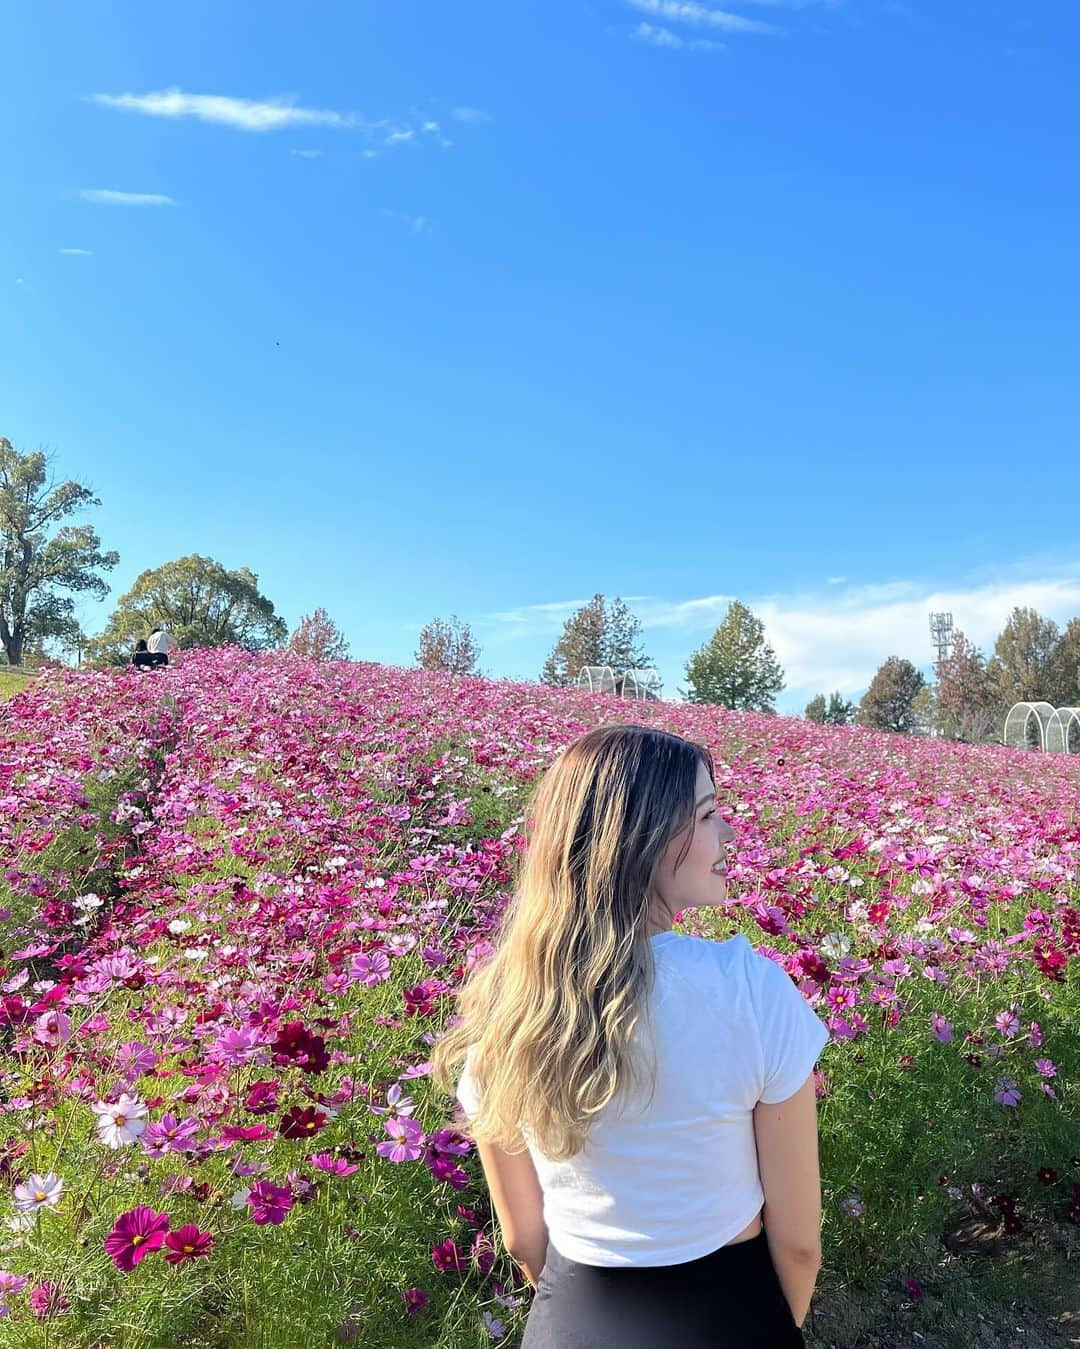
[430,723,716,1162]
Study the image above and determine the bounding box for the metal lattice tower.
[929,612,954,670]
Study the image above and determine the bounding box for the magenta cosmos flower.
[163,1224,214,1264]
[247,1180,294,1225]
[104,1206,171,1271]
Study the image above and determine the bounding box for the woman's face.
[648,758,735,930]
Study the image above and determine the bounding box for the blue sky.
[2,0,1078,712]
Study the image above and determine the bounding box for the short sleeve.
[747,947,829,1105]
[455,1044,480,1117]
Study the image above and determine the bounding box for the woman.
[432,724,829,1347]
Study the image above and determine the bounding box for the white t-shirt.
[146,630,178,654]
[455,930,829,1267]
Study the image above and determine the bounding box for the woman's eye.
[703,809,715,820]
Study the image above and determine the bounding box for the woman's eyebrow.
[695,792,717,808]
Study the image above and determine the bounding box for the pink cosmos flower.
[376,1116,425,1163]
[994,1076,1022,1108]
[31,1010,71,1048]
[141,1113,200,1157]
[308,1152,359,1176]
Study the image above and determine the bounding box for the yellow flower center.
[115,1114,127,1127]
[132,1235,144,1245]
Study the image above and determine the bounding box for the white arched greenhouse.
[1002,702,1057,752]
[1045,707,1080,755]
[618,668,663,701]
[576,665,617,695]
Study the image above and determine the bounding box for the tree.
[985,606,1060,707]
[289,608,350,663]
[806,691,856,725]
[935,628,1001,742]
[910,683,939,737]
[682,600,785,711]
[540,593,651,687]
[416,614,480,675]
[856,656,925,733]
[85,555,287,666]
[805,694,826,723]
[0,438,119,666]
[1044,616,1080,709]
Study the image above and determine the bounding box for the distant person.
[146,628,178,665]
[132,638,167,671]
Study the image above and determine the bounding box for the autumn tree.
[85,555,287,666]
[935,628,1000,742]
[289,608,350,662]
[985,606,1060,707]
[856,656,925,733]
[682,600,784,711]
[540,594,651,687]
[0,437,119,665]
[806,691,856,725]
[416,614,480,675]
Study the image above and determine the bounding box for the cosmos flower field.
[0,647,1076,1347]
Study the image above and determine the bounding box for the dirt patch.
[805,1219,1079,1349]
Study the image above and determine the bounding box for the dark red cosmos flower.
[279,1106,328,1140]
[271,1022,330,1074]
[1036,1167,1058,1186]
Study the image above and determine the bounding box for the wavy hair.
[431,723,716,1162]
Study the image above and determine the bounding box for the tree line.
[2,436,1076,744]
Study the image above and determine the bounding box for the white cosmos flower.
[13,1172,64,1213]
[90,1093,148,1148]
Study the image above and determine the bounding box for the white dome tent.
[618,668,663,701]
[576,665,617,695]
[1002,701,1056,752]
[1045,707,1080,755]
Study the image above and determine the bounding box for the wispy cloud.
[474,556,1080,706]
[625,0,781,35]
[451,106,491,123]
[633,20,725,48]
[79,189,175,206]
[88,88,361,133]
[289,148,324,159]
[384,128,415,145]
[59,247,94,256]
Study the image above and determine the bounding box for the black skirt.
[520,1228,806,1349]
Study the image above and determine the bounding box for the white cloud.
[79,189,175,206]
[14,277,25,286]
[625,0,781,34]
[474,557,1080,708]
[289,148,324,159]
[59,247,94,255]
[633,20,725,48]
[384,128,415,145]
[422,120,440,133]
[361,149,380,159]
[826,576,847,585]
[451,106,491,123]
[88,88,361,133]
